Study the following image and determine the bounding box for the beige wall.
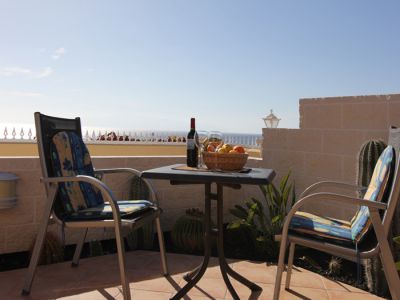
[0,156,263,254]
[2,93,400,254]
[0,143,187,157]
[0,143,261,158]
[262,93,400,220]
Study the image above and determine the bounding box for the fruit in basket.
[203,145,249,171]
[233,145,245,154]
[207,144,216,152]
[218,147,229,153]
[205,143,246,154]
[222,144,233,152]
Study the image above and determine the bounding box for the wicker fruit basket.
[202,152,248,171]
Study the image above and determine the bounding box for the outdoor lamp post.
[263,109,281,128]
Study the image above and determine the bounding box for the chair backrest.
[35,112,103,219]
[350,145,396,243]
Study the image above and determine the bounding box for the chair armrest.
[94,168,141,177]
[94,168,159,205]
[280,192,387,240]
[300,181,367,198]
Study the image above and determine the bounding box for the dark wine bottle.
[186,118,198,167]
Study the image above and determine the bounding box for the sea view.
[0,122,262,148]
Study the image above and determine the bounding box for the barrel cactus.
[357,140,387,188]
[172,208,209,253]
[357,140,389,296]
[126,176,154,250]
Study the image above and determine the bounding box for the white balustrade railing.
[0,125,261,149]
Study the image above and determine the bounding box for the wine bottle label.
[187,138,196,150]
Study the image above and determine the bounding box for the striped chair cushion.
[65,200,154,221]
[289,211,352,243]
[51,131,104,215]
[350,146,395,242]
[289,146,395,245]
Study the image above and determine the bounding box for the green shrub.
[228,171,296,259]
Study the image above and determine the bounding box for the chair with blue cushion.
[273,144,400,300]
[22,112,168,300]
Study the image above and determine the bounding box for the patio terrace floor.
[0,250,382,300]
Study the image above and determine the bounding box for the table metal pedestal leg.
[216,184,262,300]
[173,183,262,300]
[170,183,212,300]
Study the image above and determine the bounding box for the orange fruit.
[233,145,245,153]
[207,144,215,152]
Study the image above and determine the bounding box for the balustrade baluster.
[85,130,89,141]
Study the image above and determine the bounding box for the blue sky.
[0,1,399,134]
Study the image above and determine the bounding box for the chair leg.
[155,216,169,275]
[22,186,57,295]
[370,211,400,300]
[114,224,131,300]
[285,242,296,289]
[71,228,88,267]
[273,234,289,300]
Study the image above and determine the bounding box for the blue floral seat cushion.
[50,131,104,216]
[350,146,395,242]
[289,211,352,243]
[65,200,154,221]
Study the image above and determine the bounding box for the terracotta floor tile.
[129,273,183,293]
[226,281,274,300]
[176,277,227,299]
[0,251,382,300]
[286,268,325,289]
[321,277,369,293]
[184,297,224,300]
[279,287,330,300]
[123,289,171,300]
[327,290,382,300]
[202,265,224,279]
[164,253,203,275]
[227,263,277,284]
[57,286,122,299]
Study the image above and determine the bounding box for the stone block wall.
[262,93,400,220]
[0,156,263,254]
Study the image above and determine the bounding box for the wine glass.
[208,131,224,149]
[196,130,209,168]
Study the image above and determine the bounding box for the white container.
[0,173,19,209]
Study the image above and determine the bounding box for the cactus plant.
[357,140,387,188]
[328,257,342,276]
[357,140,389,296]
[172,208,210,253]
[127,176,155,250]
